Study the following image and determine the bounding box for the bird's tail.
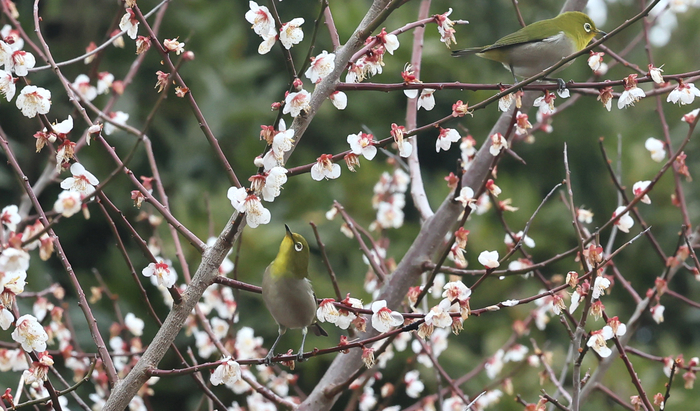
[311,322,328,337]
[451,47,483,57]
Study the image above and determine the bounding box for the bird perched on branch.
[262,225,327,364]
[452,11,606,87]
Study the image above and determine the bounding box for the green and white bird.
[262,225,327,364]
[452,11,605,84]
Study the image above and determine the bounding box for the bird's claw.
[296,352,305,362]
[557,78,566,91]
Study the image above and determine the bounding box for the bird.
[262,225,327,364]
[452,11,606,87]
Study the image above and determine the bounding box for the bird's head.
[273,224,310,278]
[560,11,606,51]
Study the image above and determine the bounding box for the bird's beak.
[284,224,293,239]
[596,29,607,37]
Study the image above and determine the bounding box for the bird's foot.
[296,351,305,362]
[263,352,275,366]
[555,78,566,91]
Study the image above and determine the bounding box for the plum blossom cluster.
[245,1,304,54]
[346,28,399,83]
[370,169,410,230]
[228,122,297,228]
[316,294,365,331]
[418,281,472,338]
[345,131,377,171]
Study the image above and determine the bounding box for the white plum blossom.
[651,304,665,323]
[104,111,129,135]
[485,349,504,379]
[612,206,634,233]
[124,313,144,336]
[261,167,287,202]
[97,72,114,94]
[376,201,404,229]
[649,64,665,84]
[424,299,454,328]
[347,132,377,160]
[370,300,404,332]
[258,31,277,55]
[1,205,21,232]
[443,281,471,302]
[16,85,51,118]
[8,50,35,76]
[0,247,30,272]
[245,1,274,36]
[329,91,347,109]
[645,137,666,162]
[455,186,476,210]
[503,344,529,362]
[11,315,49,352]
[279,18,304,49]
[435,128,460,152]
[305,51,335,84]
[227,187,271,228]
[587,328,613,357]
[436,8,457,47]
[588,51,605,72]
[262,128,295,170]
[336,297,362,329]
[311,154,341,181]
[54,190,82,218]
[142,258,178,288]
[618,76,646,109]
[60,163,99,196]
[282,89,310,117]
[72,74,98,101]
[404,370,425,398]
[592,276,611,300]
[235,326,263,360]
[633,181,652,204]
[316,299,340,324]
[0,305,13,330]
[417,88,436,110]
[489,133,508,156]
[478,250,500,269]
[533,92,556,115]
[210,357,241,386]
[119,9,139,39]
[0,69,16,101]
[603,317,627,338]
[504,231,535,248]
[211,317,229,339]
[378,29,399,54]
[682,108,699,124]
[667,82,700,105]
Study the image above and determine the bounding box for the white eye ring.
[294,242,303,252]
[584,23,591,33]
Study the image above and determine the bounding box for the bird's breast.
[262,271,317,329]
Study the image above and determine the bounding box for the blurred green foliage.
[2,0,700,409]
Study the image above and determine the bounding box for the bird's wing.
[481,18,566,51]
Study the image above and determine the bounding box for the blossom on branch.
[279,18,304,49]
[11,315,48,352]
[370,300,403,332]
[142,258,178,288]
[16,85,51,118]
[311,154,341,181]
[227,188,271,228]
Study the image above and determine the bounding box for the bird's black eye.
[584,23,592,32]
[294,242,303,252]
